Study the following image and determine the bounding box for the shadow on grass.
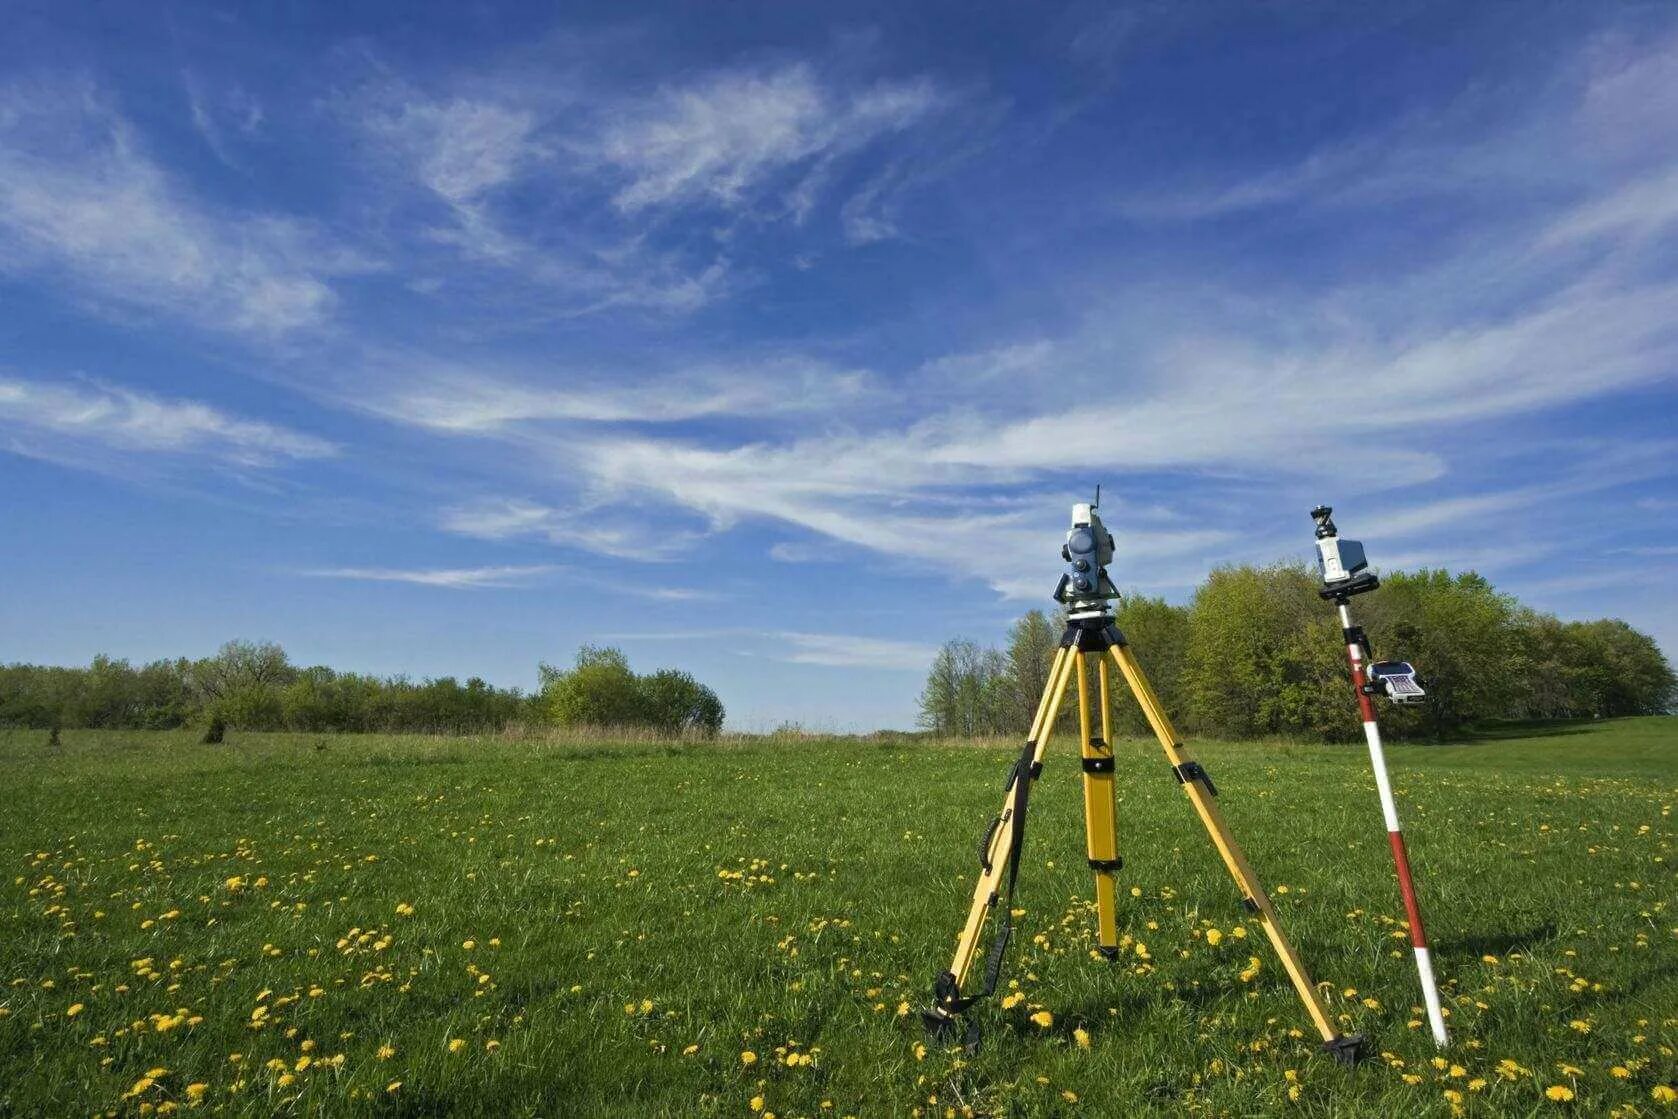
[1435,922,1558,959]
[1455,720,1600,743]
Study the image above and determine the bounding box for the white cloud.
[0,80,362,336]
[300,564,557,589]
[438,497,704,560]
[363,355,874,433]
[602,627,937,670]
[597,63,938,214]
[779,631,936,670]
[0,375,337,467]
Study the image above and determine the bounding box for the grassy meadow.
[1,718,1674,1117]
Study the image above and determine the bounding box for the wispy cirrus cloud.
[0,375,337,467]
[603,627,937,670]
[438,497,706,560]
[0,79,369,337]
[356,353,874,433]
[596,63,939,214]
[300,564,558,589]
[343,55,950,316]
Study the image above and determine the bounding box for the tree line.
[919,564,1675,742]
[0,640,724,737]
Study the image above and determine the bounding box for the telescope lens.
[1069,528,1094,554]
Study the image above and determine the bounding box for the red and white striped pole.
[1338,599,1449,1048]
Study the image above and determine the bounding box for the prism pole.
[1323,550,1450,1048]
[1336,600,1449,1046]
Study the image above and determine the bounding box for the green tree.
[1111,595,1193,736]
[1183,563,1345,739]
[540,645,644,728]
[1360,570,1520,740]
[1005,610,1061,730]
[917,639,1011,735]
[640,669,725,736]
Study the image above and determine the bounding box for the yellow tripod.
[923,616,1365,1063]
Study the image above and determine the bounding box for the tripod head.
[1054,489,1121,619]
[1310,504,1379,601]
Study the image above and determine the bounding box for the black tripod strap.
[942,735,1038,1015]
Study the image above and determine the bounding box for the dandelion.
[1612,1067,1630,1079]
[394,902,415,917]
[185,1084,207,1102]
[1545,1085,1575,1102]
[750,1097,765,1113]
[277,1074,295,1088]
[386,1081,402,1094]
[462,940,475,950]
[682,1044,699,1056]
[741,1050,758,1066]
[485,1039,500,1052]
[1030,1010,1054,1028]
[377,1044,396,1060]
[448,1038,466,1054]
[1062,1091,1078,1103]
[65,1003,83,1017]
[913,1042,927,1061]
[1074,1027,1091,1050]
[1569,1019,1592,1034]
[1205,929,1223,946]
[1654,1086,1677,1104]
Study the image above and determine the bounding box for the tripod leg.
[1106,642,1364,1062]
[929,641,1079,1028]
[1077,652,1122,957]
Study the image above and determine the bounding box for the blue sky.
[2,2,1676,730]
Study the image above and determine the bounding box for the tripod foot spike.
[921,1007,958,1041]
[1096,946,1121,961]
[1321,1034,1369,1066]
[921,1008,982,1054]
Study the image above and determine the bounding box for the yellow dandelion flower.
[485,1039,501,1052]
[123,1077,155,1099]
[386,1081,402,1094]
[448,1038,466,1054]
[1074,1027,1091,1050]
[277,1073,295,1088]
[1653,1085,1677,1104]
[377,1044,396,1060]
[394,902,414,917]
[462,940,475,950]
[1030,1010,1053,1028]
[1205,929,1223,946]
[1001,992,1024,1010]
[1062,1091,1078,1103]
[1569,1020,1591,1034]
[65,1003,84,1018]
[913,1043,927,1062]
[741,1050,758,1066]
[185,1084,207,1102]
[682,1044,699,1056]
[1545,1085,1575,1102]
[750,1097,765,1113]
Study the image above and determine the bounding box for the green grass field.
[2,718,1674,1117]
